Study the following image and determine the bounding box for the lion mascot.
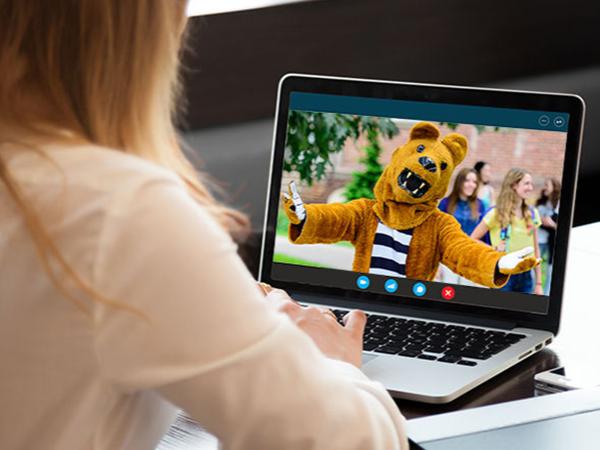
[281,121,538,288]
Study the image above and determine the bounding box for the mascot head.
[374,122,468,205]
[372,122,468,229]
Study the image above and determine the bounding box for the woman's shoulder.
[56,144,180,185]
[438,196,449,211]
[11,143,183,194]
[7,143,189,224]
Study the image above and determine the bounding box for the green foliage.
[284,112,398,190]
[344,117,398,201]
[285,111,358,186]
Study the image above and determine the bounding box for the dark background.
[179,0,600,259]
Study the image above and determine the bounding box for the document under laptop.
[259,74,585,403]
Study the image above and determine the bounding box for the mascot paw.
[498,246,541,275]
[281,181,306,225]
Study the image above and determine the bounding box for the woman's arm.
[469,220,490,241]
[541,215,557,229]
[533,227,544,295]
[92,176,408,450]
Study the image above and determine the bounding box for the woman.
[474,160,496,211]
[0,2,407,449]
[536,178,561,294]
[438,167,485,285]
[471,168,543,295]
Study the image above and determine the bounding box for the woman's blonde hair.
[495,168,532,230]
[0,0,248,316]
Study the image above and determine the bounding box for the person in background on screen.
[536,178,561,295]
[470,168,543,295]
[474,160,496,211]
[0,1,407,449]
[437,167,485,286]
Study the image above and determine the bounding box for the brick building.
[282,119,566,204]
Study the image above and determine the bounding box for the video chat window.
[271,93,568,314]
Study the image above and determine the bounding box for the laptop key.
[398,350,421,358]
[417,354,437,360]
[438,355,461,363]
[363,341,379,351]
[376,345,403,355]
[457,360,478,366]
[425,345,446,353]
[457,351,492,360]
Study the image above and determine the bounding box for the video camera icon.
[356,275,370,290]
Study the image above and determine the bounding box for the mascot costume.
[282,122,538,288]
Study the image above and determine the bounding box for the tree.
[344,117,398,201]
[284,111,399,197]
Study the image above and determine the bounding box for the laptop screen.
[267,85,575,317]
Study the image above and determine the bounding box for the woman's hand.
[264,289,367,368]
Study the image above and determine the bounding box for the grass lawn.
[276,208,354,248]
[273,253,329,268]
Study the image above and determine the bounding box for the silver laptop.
[259,74,585,403]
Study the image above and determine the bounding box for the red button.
[442,286,455,300]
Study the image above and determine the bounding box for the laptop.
[407,387,600,449]
[259,73,585,403]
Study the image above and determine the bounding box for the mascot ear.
[409,122,440,140]
[442,133,468,165]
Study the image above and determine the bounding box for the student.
[471,168,543,295]
[536,178,561,294]
[0,2,407,449]
[474,160,496,211]
[438,167,485,285]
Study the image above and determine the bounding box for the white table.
[156,222,600,449]
[548,222,600,379]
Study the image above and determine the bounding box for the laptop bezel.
[259,73,585,335]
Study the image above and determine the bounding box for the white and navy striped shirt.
[369,221,413,277]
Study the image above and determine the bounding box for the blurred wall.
[180,0,600,238]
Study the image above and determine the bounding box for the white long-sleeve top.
[0,144,407,450]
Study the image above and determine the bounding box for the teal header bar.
[289,92,569,132]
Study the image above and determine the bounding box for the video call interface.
[270,92,570,315]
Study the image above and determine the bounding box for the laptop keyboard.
[332,309,527,367]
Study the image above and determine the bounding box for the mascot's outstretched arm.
[281,182,370,245]
[438,215,540,288]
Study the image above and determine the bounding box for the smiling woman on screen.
[0,1,407,449]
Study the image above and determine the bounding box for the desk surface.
[157,222,600,447]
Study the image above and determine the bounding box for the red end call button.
[441,286,455,300]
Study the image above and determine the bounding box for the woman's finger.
[257,282,272,295]
[343,310,367,337]
[318,307,338,321]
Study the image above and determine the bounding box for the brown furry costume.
[283,122,537,288]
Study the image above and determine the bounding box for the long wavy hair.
[0,0,248,315]
[446,167,480,220]
[495,168,532,230]
[536,177,561,209]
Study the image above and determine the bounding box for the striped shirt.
[369,222,413,277]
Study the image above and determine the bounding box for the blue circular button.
[356,275,370,290]
[538,115,550,126]
[412,282,427,297]
[384,279,398,293]
[553,116,565,127]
